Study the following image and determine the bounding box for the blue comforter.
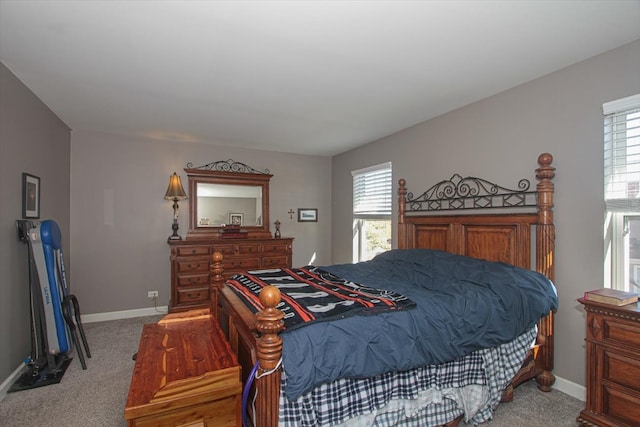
[280,249,558,401]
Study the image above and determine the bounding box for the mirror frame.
[184,160,272,240]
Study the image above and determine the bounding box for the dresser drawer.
[262,242,290,254]
[175,245,210,257]
[237,243,259,255]
[178,260,209,273]
[262,256,288,269]
[225,257,261,271]
[178,274,209,287]
[177,287,210,304]
[211,244,237,257]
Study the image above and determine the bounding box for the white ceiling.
[1,1,639,156]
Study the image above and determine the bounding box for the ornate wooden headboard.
[397,153,555,277]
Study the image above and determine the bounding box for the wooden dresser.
[577,297,640,427]
[124,309,241,427]
[168,237,293,312]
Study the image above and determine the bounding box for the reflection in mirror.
[196,183,263,227]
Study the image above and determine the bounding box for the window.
[604,94,640,292]
[352,162,392,262]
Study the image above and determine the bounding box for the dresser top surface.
[168,236,293,246]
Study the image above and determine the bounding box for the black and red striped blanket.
[226,266,415,332]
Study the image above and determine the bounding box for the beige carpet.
[0,314,584,426]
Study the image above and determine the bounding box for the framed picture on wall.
[22,173,40,219]
[298,208,318,222]
[229,213,244,226]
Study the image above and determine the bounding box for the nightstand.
[577,297,640,426]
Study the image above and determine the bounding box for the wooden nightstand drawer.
[178,274,209,287]
[603,349,640,392]
[178,260,209,273]
[175,245,210,257]
[602,317,640,350]
[602,384,640,425]
[177,287,210,304]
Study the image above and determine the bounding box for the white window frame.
[603,94,640,291]
[352,162,392,263]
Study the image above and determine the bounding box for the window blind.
[604,94,640,212]
[352,162,392,217]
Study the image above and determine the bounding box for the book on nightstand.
[583,288,638,306]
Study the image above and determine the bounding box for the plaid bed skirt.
[278,326,537,427]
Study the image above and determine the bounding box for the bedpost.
[255,286,285,427]
[534,152,556,392]
[398,178,408,249]
[210,252,224,316]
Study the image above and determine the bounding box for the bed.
[211,152,557,427]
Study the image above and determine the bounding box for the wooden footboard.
[211,263,464,427]
[212,254,284,427]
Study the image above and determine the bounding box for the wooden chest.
[124,309,242,427]
[168,238,293,312]
[577,298,640,427]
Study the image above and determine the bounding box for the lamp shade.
[164,172,187,200]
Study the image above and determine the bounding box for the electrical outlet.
[147,290,159,299]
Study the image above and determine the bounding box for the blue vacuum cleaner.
[10,219,91,392]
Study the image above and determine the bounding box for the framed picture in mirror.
[229,213,244,226]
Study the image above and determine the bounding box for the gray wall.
[0,63,70,383]
[70,130,331,314]
[331,40,640,388]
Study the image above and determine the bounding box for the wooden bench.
[124,309,242,427]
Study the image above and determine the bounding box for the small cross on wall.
[288,209,295,219]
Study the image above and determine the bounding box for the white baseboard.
[81,306,168,324]
[0,363,26,402]
[553,375,586,402]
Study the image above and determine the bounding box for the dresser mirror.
[185,160,272,239]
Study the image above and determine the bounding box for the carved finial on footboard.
[255,286,285,427]
[256,286,285,370]
[534,153,556,392]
